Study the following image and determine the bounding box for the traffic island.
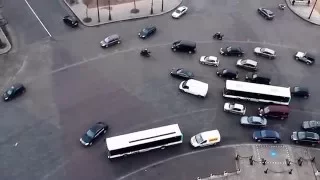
[285,0,320,25]
[64,0,183,26]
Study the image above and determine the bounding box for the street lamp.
[108,0,112,20]
[150,0,154,14]
[308,0,318,19]
[96,0,100,22]
[161,0,163,12]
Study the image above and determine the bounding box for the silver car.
[199,56,219,66]
[224,102,246,115]
[254,47,276,59]
[236,59,258,71]
[240,116,267,127]
[100,34,121,48]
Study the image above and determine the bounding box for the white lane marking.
[24,0,52,37]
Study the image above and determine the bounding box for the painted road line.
[24,0,52,37]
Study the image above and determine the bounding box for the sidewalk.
[197,144,320,180]
[285,0,320,25]
[64,0,182,26]
[0,28,11,54]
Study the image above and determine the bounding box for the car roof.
[233,103,244,109]
[243,59,258,66]
[262,8,273,13]
[107,34,120,40]
[201,130,221,140]
[307,120,320,127]
[178,6,187,10]
[223,68,237,74]
[266,105,290,113]
[262,130,279,138]
[180,40,196,47]
[207,56,218,60]
[262,48,275,54]
[294,86,309,92]
[251,116,262,122]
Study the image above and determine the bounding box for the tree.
[82,0,92,22]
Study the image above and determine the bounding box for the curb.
[284,0,320,26]
[0,27,11,55]
[63,0,183,27]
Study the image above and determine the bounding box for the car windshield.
[260,130,267,137]
[297,132,306,139]
[6,89,13,95]
[142,28,149,33]
[195,134,204,144]
[222,69,228,74]
[226,47,232,52]
[247,117,253,122]
[86,129,95,138]
[294,87,301,92]
[263,107,270,113]
[252,74,258,78]
[175,9,181,13]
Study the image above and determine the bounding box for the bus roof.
[106,124,182,151]
[225,80,290,97]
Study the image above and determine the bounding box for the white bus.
[223,80,291,105]
[106,124,183,159]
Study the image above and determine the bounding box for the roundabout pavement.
[1,0,320,180]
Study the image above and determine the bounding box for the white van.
[190,130,221,148]
[179,79,208,97]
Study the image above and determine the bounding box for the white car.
[179,79,208,98]
[190,130,221,148]
[200,56,219,66]
[254,47,276,59]
[224,102,246,115]
[172,6,188,18]
[295,51,315,65]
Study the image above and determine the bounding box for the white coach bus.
[106,124,183,159]
[223,80,291,105]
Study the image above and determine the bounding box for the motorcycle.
[279,4,286,10]
[213,33,224,40]
[140,49,151,57]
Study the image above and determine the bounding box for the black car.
[220,47,244,57]
[257,8,275,20]
[170,68,194,79]
[245,72,271,85]
[80,122,109,146]
[138,26,157,39]
[253,130,281,143]
[291,131,320,146]
[63,15,79,28]
[302,120,320,133]
[216,68,239,79]
[290,86,309,98]
[3,83,26,101]
[171,40,196,54]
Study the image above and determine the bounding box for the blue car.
[253,130,281,143]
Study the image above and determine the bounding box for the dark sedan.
[3,83,26,101]
[170,68,194,79]
[291,131,320,146]
[63,15,79,28]
[290,86,309,98]
[220,47,244,57]
[216,68,239,80]
[257,8,275,20]
[80,122,109,146]
[138,26,157,39]
[253,130,281,143]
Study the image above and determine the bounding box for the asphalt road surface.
[1,0,320,180]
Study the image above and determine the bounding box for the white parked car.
[224,102,246,115]
[172,6,188,18]
[200,56,219,66]
[190,130,221,148]
[179,79,208,98]
[254,47,276,59]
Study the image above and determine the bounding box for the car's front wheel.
[273,140,278,144]
[173,48,177,52]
